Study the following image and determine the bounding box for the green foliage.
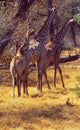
[61,45,73,51]
[76,0,80,2]
[74,15,80,25]
[41,0,46,2]
[76,76,80,83]
[74,87,80,98]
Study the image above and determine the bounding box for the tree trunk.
[0,28,15,56]
[15,0,36,19]
[0,21,18,56]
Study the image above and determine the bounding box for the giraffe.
[53,18,76,88]
[10,7,58,96]
[32,7,59,91]
[10,30,35,97]
[38,18,76,91]
[10,35,47,97]
[10,42,29,97]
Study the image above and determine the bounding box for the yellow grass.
[0,62,80,130]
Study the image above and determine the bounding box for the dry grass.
[0,62,80,130]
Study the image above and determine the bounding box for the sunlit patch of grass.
[0,64,80,130]
[73,76,80,97]
[74,87,80,97]
[76,75,80,82]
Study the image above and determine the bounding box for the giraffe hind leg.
[38,70,43,93]
[43,70,51,89]
[57,65,65,88]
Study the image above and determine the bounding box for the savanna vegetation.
[0,0,80,130]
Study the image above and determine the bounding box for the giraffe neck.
[54,19,73,44]
[35,9,56,45]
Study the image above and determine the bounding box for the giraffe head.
[49,4,57,13]
[68,18,77,25]
[24,29,36,40]
[69,18,74,23]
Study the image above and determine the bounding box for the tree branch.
[15,0,36,19]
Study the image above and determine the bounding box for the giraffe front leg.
[12,77,16,97]
[54,65,57,88]
[23,71,28,95]
[39,70,43,93]
[37,69,43,93]
[17,79,21,97]
[25,75,28,95]
[37,67,40,91]
[36,62,41,91]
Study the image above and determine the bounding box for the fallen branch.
[0,64,10,70]
[49,54,80,66]
[60,54,79,63]
[37,12,48,17]
[0,54,79,70]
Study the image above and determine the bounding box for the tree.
[15,0,37,19]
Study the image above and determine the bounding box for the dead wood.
[37,12,48,17]
[0,28,15,56]
[49,54,80,66]
[0,64,9,70]
[59,54,79,63]
[0,54,79,70]
[15,0,36,19]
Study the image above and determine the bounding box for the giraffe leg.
[39,70,43,93]
[23,76,26,94]
[22,74,25,94]
[54,65,57,88]
[23,83,25,94]
[37,71,42,92]
[57,65,65,88]
[43,70,51,89]
[23,70,28,95]
[17,77,19,97]
[17,82,20,97]
[19,80,21,96]
[24,74,28,95]
[12,77,16,97]
[36,62,42,92]
[17,77,21,97]
[23,80,28,95]
[36,63,40,91]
